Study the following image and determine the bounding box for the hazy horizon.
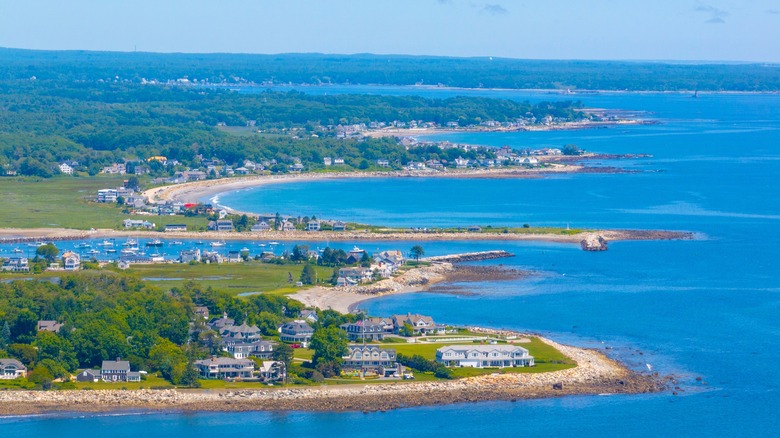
[1,0,778,63]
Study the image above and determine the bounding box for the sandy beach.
[0,336,668,416]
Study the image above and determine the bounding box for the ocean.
[3,89,779,436]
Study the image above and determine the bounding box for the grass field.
[129,261,336,294]
[0,175,205,230]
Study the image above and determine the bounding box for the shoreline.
[0,335,667,417]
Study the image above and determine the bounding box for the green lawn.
[387,337,576,376]
[293,348,314,361]
[129,261,335,295]
[0,175,206,230]
[72,374,173,390]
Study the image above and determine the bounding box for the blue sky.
[0,0,778,62]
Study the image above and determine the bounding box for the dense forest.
[1,48,778,91]
[0,79,580,176]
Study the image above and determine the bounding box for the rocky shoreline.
[0,338,668,417]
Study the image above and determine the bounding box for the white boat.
[106,249,117,253]
[269,241,279,245]
[240,247,250,252]
[210,241,225,247]
[258,243,266,247]
[88,249,101,255]
[12,248,23,253]
[171,241,184,245]
[123,239,138,247]
[77,242,91,249]
[98,240,114,247]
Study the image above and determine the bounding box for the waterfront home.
[209,312,235,329]
[332,221,347,231]
[342,345,399,376]
[2,257,29,272]
[179,170,207,181]
[454,157,469,168]
[97,189,118,203]
[279,322,314,346]
[467,226,482,233]
[180,249,201,263]
[338,267,373,284]
[194,306,209,320]
[323,157,332,166]
[300,309,319,323]
[101,357,132,382]
[0,359,27,379]
[37,320,62,333]
[226,250,242,263]
[373,250,404,270]
[377,159,390,167]
[258,361,286,382]
[62,251,81,271]
[251,221,271,232]
[201,251,223,264]
[195,357,254,380]
[333,158,345,165]
[164,224,188,232]
[208,219,234,232]
[123,219,155,229]
[75,369,100,382]
[340,320,386,341]
[436,345,535,368]
[391,313,444,336]
[307,220,321,231]
[281,220,296,231]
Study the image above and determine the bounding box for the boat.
[258,243,266,247]
[269,241,279,245]
[76,242,91,249]
[123,239,138,247]
[210,241,225,247]
[12,248,23,253]
[171,241,184,245]
[98,239,114,247]
[195,240,204,245]
[88,249,101,255]
[27,242,44,247]
[146,239,163,247]
[120,249,136,255]
[106,249,117,253]
[240,247,250,252]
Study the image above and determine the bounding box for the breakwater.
[423,250,514,263]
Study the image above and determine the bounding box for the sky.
[0,0,778,62]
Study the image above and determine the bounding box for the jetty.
[581,235,608,251]
[423,250,514,263]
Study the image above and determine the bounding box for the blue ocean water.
[3,90,780,436]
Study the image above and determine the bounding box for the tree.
[148,338,187,384]
[0,321,10,348]
[36,243,59,263]
[126,175,140,190]
[360,252,372,268]
[310,326,348,377]
[409,245,425,262]
[272,343,294,382]
[300,264,316,285]
[562,144,583,156]
[274,212,282,230]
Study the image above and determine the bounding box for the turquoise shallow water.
[3,89,780,436]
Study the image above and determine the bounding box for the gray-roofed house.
[209,312,235,330]
[340,320,386,341]
[279,322,314,346]
[342,345,400,376]
[75,369,100,382]
[195,357,255,380]
[251,221,271,232]
[37,320,63,333]
[101,357,131,382]
[0,359,27,379]
[194,306,210,320]
[221,323,262,340]
[436,345,535,368]
[300,309,319,323]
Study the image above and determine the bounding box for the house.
[2,257,29,272]
[180,170,207,181]
[195,357,254,380]
[373,250,404,269]
[346,246,366,264]
[201,251,223,264]
[332,221,347,231]
[300,309,318,323]
[164,224,188,232]
[222,337,275,359]
[194,306,210,320]
[436,345,535,368]
[179,249,201,263]
[307,220,321,231]
[101,164,126,174]
[62,251,81,271]
[59,163,74,175]
[340,320,386,341]
[279,322,314,346]
[0,359,27,379]
[220,323,262,340]
[37,320,62,333]
[209,312,235,330]
[123,219,155,229]
[338,267,373,284]
[467,226,482,233]
[209,220,234,232]
[258,361,286,382]
[323,157,332,166]
[333,158,345,165]
[75,369,100,382]
[281,220,296,231]
[376,159,390,167]
[454,157,470,169]
[97,189,118,203]
[226,250,242,263]
[391,313,443,336]
[251,221,271,232]
[101,357,131,382]
[341,345,399,376]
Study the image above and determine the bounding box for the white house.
[436,345,535,368]
[62,251,81,271]
[0,359,27,379]
[59,163,74,174]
